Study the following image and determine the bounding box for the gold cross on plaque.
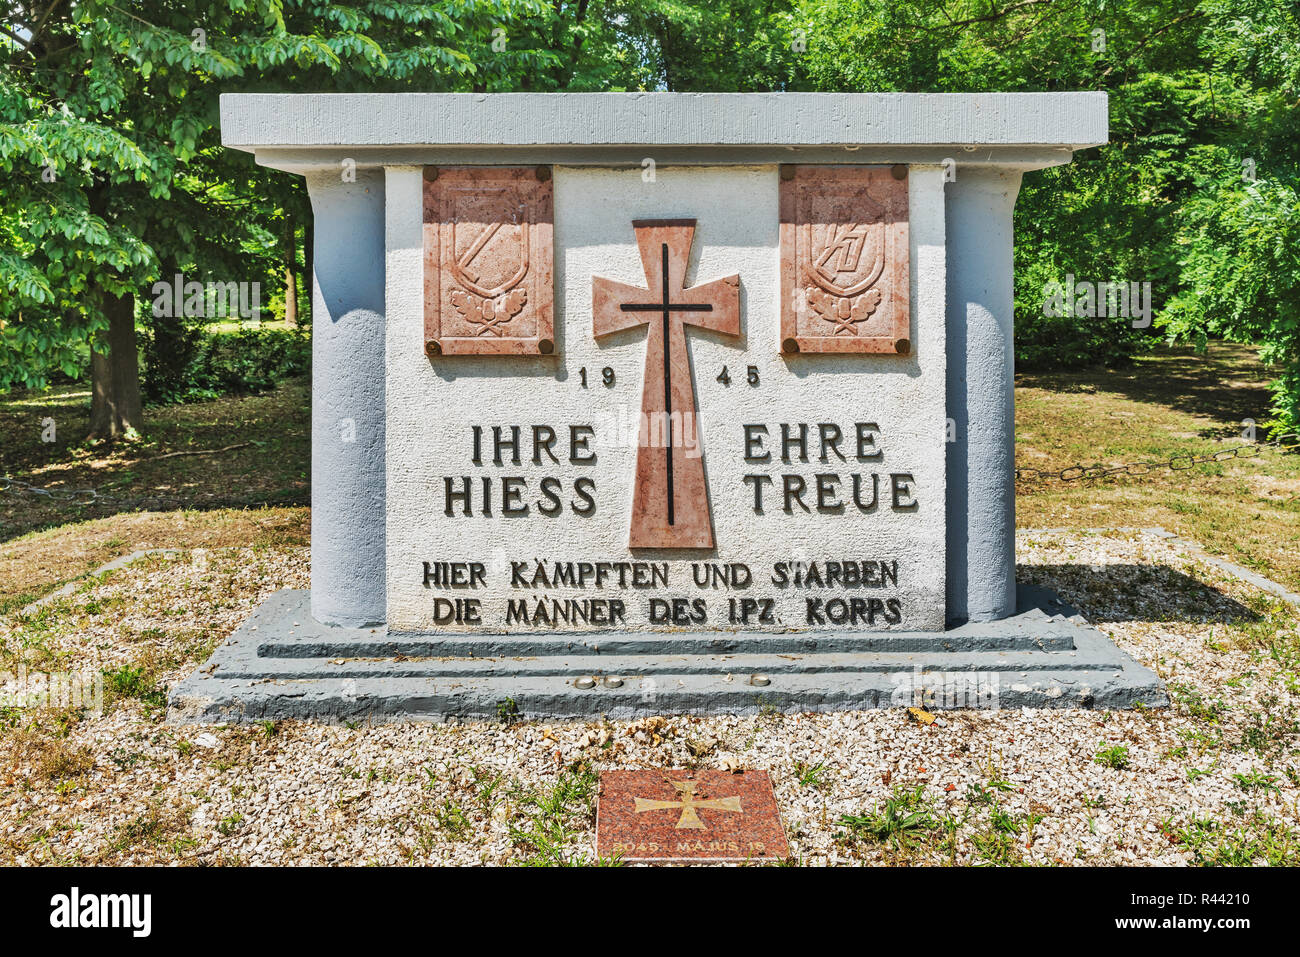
[633,779,743,830]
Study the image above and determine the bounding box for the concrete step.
[218,649,1110,680]
[171,667,1160,724]
[169,587,1168,723]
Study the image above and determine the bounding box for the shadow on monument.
[1018,562,1261,625]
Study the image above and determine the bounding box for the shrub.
[144,324,310,404]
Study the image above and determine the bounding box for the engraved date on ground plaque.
[423,166,555,357]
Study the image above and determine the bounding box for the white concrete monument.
[172,93,1164,722]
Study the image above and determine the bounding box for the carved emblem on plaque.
[424,166,554,356]
[592,220,740,549]
[779,166,910,355]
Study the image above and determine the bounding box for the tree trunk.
[89,347,114,437]
[284,215,298,327]
[88,291,143,439]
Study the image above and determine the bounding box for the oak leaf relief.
[805,286,882,336]
[449,287,528,337]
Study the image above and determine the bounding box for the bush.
[1160,170,1300,436]
[1014,256,1149,372]
[144,324,310,404]
[142,313,206,403]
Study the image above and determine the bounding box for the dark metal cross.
[592,219,740,549]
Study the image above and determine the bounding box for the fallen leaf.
[907,706,936,725]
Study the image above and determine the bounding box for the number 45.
[717,365,759,386]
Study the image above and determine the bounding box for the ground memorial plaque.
[172,92,1167,723]
[595,769,790,862]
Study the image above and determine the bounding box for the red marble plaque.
[596,769,790,863]
[592,220,740,550]
[779,165,910,355]
[423,166,554,356]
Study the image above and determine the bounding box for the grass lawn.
[1016,342,1300,591]
[0,378,310,616]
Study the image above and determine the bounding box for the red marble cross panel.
[592,220,740,549]
[596,769,790,863]
[423,166,554,357]
[779,165,910,355]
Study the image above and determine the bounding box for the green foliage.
[144,324,310,404]
[1093,742,1132,770]
[1151,0,1300,432]
[102,663,167,710]
[496,696,522,724]
[1176,812,1300,865]
[142,313,206,404]
[1162,168,1300,433]
[0,0,571,398]
[839,784,939,849]
[506,761,602,866]
[791,0,1300,427]
[433,799,472,838]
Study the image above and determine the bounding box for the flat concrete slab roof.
[220,92,1108,150]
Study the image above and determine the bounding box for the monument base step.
[168,586,1166,723]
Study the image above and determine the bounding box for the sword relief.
[423,166,555,356]
[779,165,910,355]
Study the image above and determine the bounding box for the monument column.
[305,168,387,627]
[945,166,1023,624]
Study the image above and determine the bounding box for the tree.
[5,0,1296,434]
[1159,0,1300,433]
[2,1,264,436]
[791,0,1300,432]
[0,0,572,437]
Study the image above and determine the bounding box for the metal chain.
[0,475,101,505]
[1015,432,1300,485]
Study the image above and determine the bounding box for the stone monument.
[171,92,1164,722]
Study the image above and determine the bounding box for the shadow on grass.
[1020,563,1261,625]
[1016,343,1275,428]
[1,489,309,547]
[1,378,310,545]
